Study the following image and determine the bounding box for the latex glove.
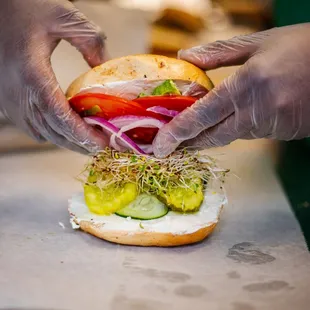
[0,0,107,154]
[153,24,310,157]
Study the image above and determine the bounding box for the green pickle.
[160,178,204,213]
[84,170,204,216]
[84,183,138,215]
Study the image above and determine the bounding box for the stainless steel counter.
[0,2,309,310]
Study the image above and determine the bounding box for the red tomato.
[133,95,197,111]
[70,93,143,118]
[69,93,165,120]
[126,127,158,144]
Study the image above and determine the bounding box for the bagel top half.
[66,54,214,99]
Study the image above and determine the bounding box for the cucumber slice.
[115,194,169,220]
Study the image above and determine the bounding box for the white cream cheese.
[77,80,208,100]
[68,189,227,235]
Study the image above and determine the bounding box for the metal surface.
[0,140,309,310]
[0,121,56,154]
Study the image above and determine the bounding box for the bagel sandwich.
[67,54,228,247]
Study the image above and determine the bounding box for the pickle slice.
[84,183,138,215]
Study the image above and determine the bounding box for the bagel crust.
[66,54,214,98]
[76,220,218,247]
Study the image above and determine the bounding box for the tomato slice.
[126,127,158,144]
[70,93,168,120]
[133,95,197,111]
[70,93,146,119]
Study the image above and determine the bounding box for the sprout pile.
[79,147,229,196]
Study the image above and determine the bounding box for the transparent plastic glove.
[0,0,107,154]
[153,24,310,157]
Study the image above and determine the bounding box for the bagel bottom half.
[68,188,227,247]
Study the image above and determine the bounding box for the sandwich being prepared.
[67,54,228,247]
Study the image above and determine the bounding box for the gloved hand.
[153,23,310,158]
[0,0,107,153]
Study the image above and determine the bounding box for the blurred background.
[0,0,309,244]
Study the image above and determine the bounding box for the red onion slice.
[84,116,167,154]
[109,134,126,152]
[109,115,167,131]
[84,117,146,154]
[146,106,179,118]
[109,116,165,153]
[119,119,165,133]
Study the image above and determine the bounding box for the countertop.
[0,2,309,310]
